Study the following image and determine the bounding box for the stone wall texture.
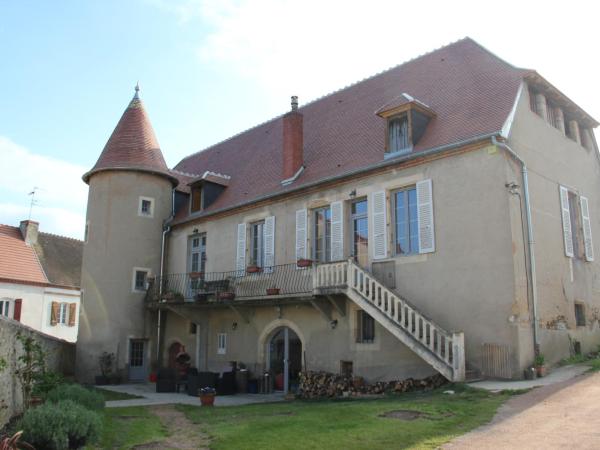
[0,316,75,428]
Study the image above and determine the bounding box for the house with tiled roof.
[77,38,600,388]
[0,220,83,342]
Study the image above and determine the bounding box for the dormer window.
[188,171,231,214]
[376,93,435,158]
[191,186,203,213]
[388,114,410,153]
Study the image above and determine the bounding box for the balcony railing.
[147,262,314,303]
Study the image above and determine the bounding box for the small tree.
[15,334,46,409]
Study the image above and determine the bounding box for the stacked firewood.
[298,371,447,399]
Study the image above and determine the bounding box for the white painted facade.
[0,281,80,342]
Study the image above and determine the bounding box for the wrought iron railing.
[147,262,314,303]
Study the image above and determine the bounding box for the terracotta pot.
[535,365,547,377]
[189,272,204,279]
[218,291,236,301]
[200,393,216,406]
[297,259,313,268]
[246,265,262,274]
[266,288,280,295]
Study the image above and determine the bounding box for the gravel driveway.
[444,370,600,449]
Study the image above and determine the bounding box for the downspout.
[492,135,539,354]
[157,188,176,362]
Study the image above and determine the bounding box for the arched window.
[388,115,409,153]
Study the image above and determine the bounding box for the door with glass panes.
[189,234,207,297]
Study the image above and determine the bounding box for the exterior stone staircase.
[314,259,465,382]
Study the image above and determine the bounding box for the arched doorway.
[268,327,302,393]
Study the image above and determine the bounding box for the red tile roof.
[83,90,178,185]
[172,38,528,222]
[0,224,48,285]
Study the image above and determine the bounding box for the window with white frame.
[313,206,332,263]
[217,333,227,355]
[559,185,593,262]
[250,221,265,267]
[393,187,419,255]
[138,196,154,218]
[132,268,151,292]
[57,302,68,325]
[0,299,11,317]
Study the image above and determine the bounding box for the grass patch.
[88,406,168,449]
[586,359,600,372]
[178,385,514,450]
[93,387,143,401]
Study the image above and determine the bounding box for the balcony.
[145,262,335,306]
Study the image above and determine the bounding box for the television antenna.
[28,187,40,220]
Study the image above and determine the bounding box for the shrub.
[45,384,105,411]
[20,400,101,450]
[33,370,65,397]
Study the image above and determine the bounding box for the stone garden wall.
[0,316,75,428]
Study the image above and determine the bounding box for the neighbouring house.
[0,220,83,342]
[76,38,600,389]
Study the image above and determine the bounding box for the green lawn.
[93,387,143,401]
[89,406,168,449]
[178,385,512,450]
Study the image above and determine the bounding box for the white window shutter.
[263,216,276,272]
[580,196,594,261]
[370,191,387,259]
[417,179,435,253]
[295,209,307,261]
[235,223,246,274]
[559,186,574,258]
[330,201,344,261]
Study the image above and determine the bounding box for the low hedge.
[20,400,101,449]
[45,384,105,411]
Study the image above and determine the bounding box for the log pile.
[298,371,447,399]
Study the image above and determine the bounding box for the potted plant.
[534,354,547,377]
[523,366,537,380]
[96,352,114,385]
[218,291,236,301]
[199,387,216,406]
[246,265,262,274]
[266,286,280,295]
[297,258,313,268]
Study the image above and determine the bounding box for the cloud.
[0,136,87,238]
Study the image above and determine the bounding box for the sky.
[0,0,599,239]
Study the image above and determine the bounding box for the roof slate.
[0,224,48,285]
[0,224,83,288]
[83,94,178,185]
[172,38,527,221]
[33,232,83,288]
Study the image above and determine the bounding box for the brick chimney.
[19,220,39,245]
[282,96,304,181]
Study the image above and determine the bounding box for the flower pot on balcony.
[189,272,204,279]
[297,258,313,268]
[246,265,262,274]
[266,288,280,295]
[218,291,235,301]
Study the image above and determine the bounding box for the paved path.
[445,370,600,449]
[103,383,285,408]
[468,364,589,391]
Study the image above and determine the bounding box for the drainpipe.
[157,188,176,361]
[492,136,539,354]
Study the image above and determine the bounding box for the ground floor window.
[356,310,375,343]
[217,333,227,354]
[0,299,11,317]
[575,303,586,326]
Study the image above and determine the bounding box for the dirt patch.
[380,410,429,420]
[140,404,210,450]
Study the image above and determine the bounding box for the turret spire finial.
[134,82,140,98]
